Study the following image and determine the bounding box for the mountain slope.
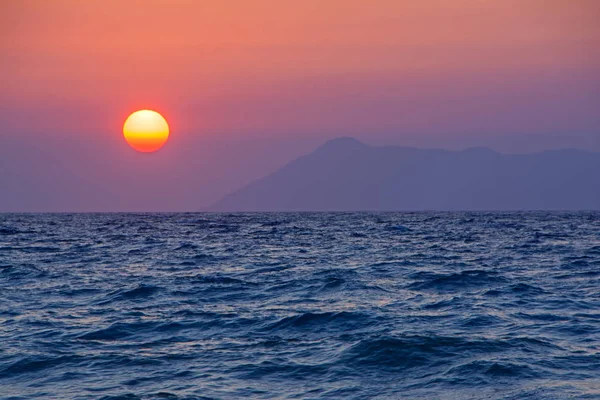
[208,138,600,211]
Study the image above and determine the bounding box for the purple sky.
[1,0,599,211]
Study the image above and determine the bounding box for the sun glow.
[123,110,170,152]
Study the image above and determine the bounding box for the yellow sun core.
[123,110,170,152]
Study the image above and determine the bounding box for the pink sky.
[1,0,599,210]
[2,0,599,136]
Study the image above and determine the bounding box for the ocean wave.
[99,284,163,304]
[408,270,506,291]
[446,360,541,380]
[263,311,373,332]
[1,212,599,399]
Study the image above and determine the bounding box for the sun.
[123,110,170,152]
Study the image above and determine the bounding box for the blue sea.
[1,213,600,399]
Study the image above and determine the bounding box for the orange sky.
[1,0,599,211]
[1,0,599,136]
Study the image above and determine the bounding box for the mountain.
[208,137,600,211]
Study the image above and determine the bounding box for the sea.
[1,212,599,399]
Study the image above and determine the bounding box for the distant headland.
[209,137,600,211]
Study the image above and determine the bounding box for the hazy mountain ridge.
[209,138,600,211]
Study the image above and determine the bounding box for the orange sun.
[123,110,170,152]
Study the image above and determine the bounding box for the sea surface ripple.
[1,212,599,399]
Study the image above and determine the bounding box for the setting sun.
[123,110,169,152]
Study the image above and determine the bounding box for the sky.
[1,0,599,211]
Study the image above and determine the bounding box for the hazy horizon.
[2,135,599,212]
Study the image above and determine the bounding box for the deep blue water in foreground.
[1,213,600,399]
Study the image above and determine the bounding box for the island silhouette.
[209,137,600,211]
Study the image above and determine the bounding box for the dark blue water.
[1,213,600,399]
